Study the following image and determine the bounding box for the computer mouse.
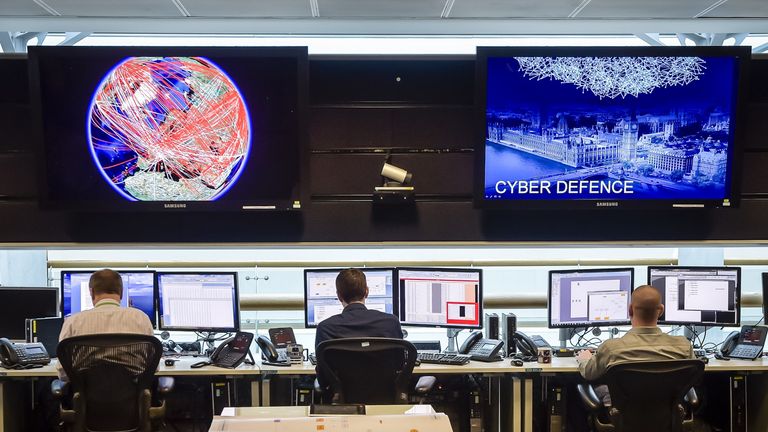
[511,359,524,367]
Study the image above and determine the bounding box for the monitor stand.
[684,325,711,348]
[444,328,463,354]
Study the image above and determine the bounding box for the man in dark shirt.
[314,268,403,350]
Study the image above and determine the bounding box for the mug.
[286,343,309,364]
[537,347,552,364]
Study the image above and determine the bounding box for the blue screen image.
[62,271,156,325]
[305,269,394,327]
[484,55,738,202]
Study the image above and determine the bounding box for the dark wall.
[1,54,767,243]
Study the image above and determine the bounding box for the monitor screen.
[647,266,740,326]
[762,273,768,321]
[396,268,483,329]
[156,272,239,332]
[304,268,395,328]
[549,268,635,328]
[61,270,156,325]
[0,287,59,340]
[476,46,749,209]
[29,46,307,211]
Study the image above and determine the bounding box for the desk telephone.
[458,331,505,362]
[191,332,255,369]
[0,338,51,369]
[255,329,292,367]
[720,325,767,360]
[513,331,552,361]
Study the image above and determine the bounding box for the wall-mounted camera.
[374,156,414,205]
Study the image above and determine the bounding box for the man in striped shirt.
[57,269,154,379]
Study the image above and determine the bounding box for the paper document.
[209,413,453,432]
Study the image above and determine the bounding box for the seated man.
[314,268,403,349]
[576,285,694,405]
[57,269,154,379]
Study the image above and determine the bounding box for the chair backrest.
[57,334,162,432]
[600,359,705,432]
[316,337,417,404]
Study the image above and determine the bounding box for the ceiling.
[0,0,767,34]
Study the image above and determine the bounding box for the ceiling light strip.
[694,0,729,18]
[310,0,320,18]
[441,0,456,18]
[170,0,192,17]
[568,0,592,18]
[32,0,61,17]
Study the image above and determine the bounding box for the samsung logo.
[164,203,187,209]
[595,202,619,207]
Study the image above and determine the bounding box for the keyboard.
[309,353,317,365]
[417,352,471,366]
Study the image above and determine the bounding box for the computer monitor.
[304,268,396,328]
[61,270,157,326]
[647,266,740,326]
[762,273,768,321]
[0,287,59,340]
[156,272,240,332]
[396,267,483,329]
[549,268,635,328]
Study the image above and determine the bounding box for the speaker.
[501,312,517,356]
[484,313,499,340]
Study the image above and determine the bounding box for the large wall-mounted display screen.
[29,46,307,211]
[476,46,749,209]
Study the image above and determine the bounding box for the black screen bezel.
[28,45,308,212]
[155,271,240,332]
[647,265,741,327]
[395,266,483,330]
[474,45,750,210]
[303,267,396,328]
[547,267,635,329]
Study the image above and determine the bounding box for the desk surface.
[2,356,767,378]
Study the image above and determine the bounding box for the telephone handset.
[513,331,551,361]
[720,331,740,357]
[0,338,51,369]
[458,331,505,362]
[205,332,255,369]
[256,335,291,367]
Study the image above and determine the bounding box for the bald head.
[630,285,663,326]
[89,269,123,299]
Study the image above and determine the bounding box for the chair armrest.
[684,387,699,409]
[576,384,602,412]
[414,376,437,394]
[51,379,69,398]
[157,377,175,395]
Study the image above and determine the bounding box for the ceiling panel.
[181,0,312,17]
[44,0,182,17]
[578,0,715,18]
[319,0,445,18]
[0,0,50,16]
[703,0,768,17]
[450,0,583,18]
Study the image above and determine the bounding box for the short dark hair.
[335,268,368,303]
[89,269,123,297]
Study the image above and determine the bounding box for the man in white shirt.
[57,269,154,378]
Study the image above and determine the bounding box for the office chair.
[576,359,704,432]
[314,338,436,404]
[52,334,174,432]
